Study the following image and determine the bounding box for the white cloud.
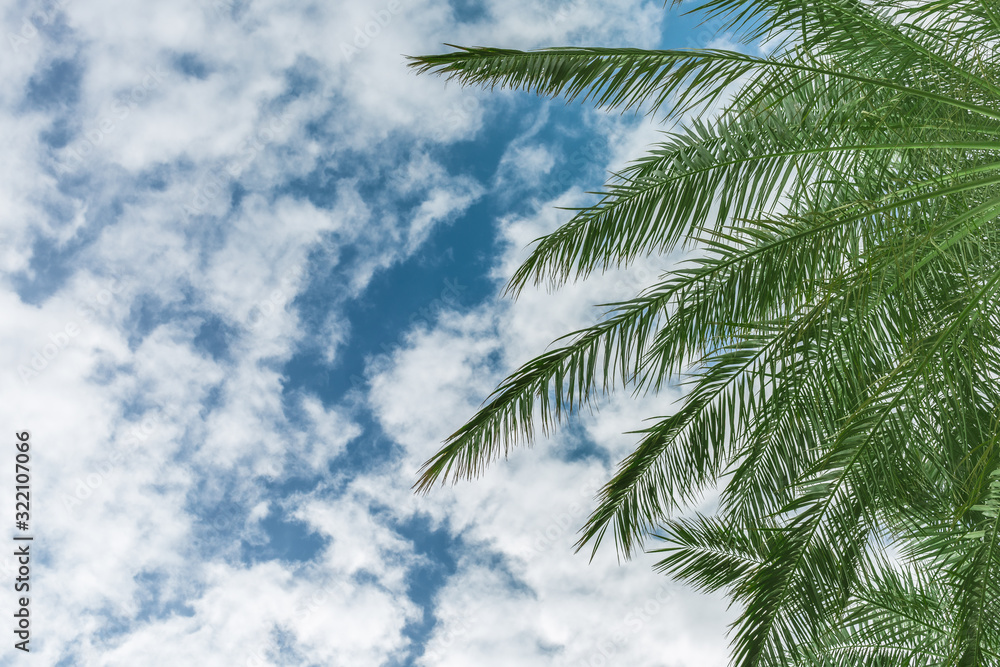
[362,112,735,666]
[88,560,417,667]
[364,304,735,664]
[0,0,730,664]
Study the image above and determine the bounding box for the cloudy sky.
[1,0,740,664]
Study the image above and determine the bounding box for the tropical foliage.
[410,0,1000,664]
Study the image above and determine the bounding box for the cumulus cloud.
[362,115,735,665]
[0,0,736,664]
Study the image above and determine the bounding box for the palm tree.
[409,0,1000,664]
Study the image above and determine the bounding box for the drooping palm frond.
[410,0,1000,664]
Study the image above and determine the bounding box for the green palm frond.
[410,0,1000,663]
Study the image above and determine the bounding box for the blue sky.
[2,1,741,664]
